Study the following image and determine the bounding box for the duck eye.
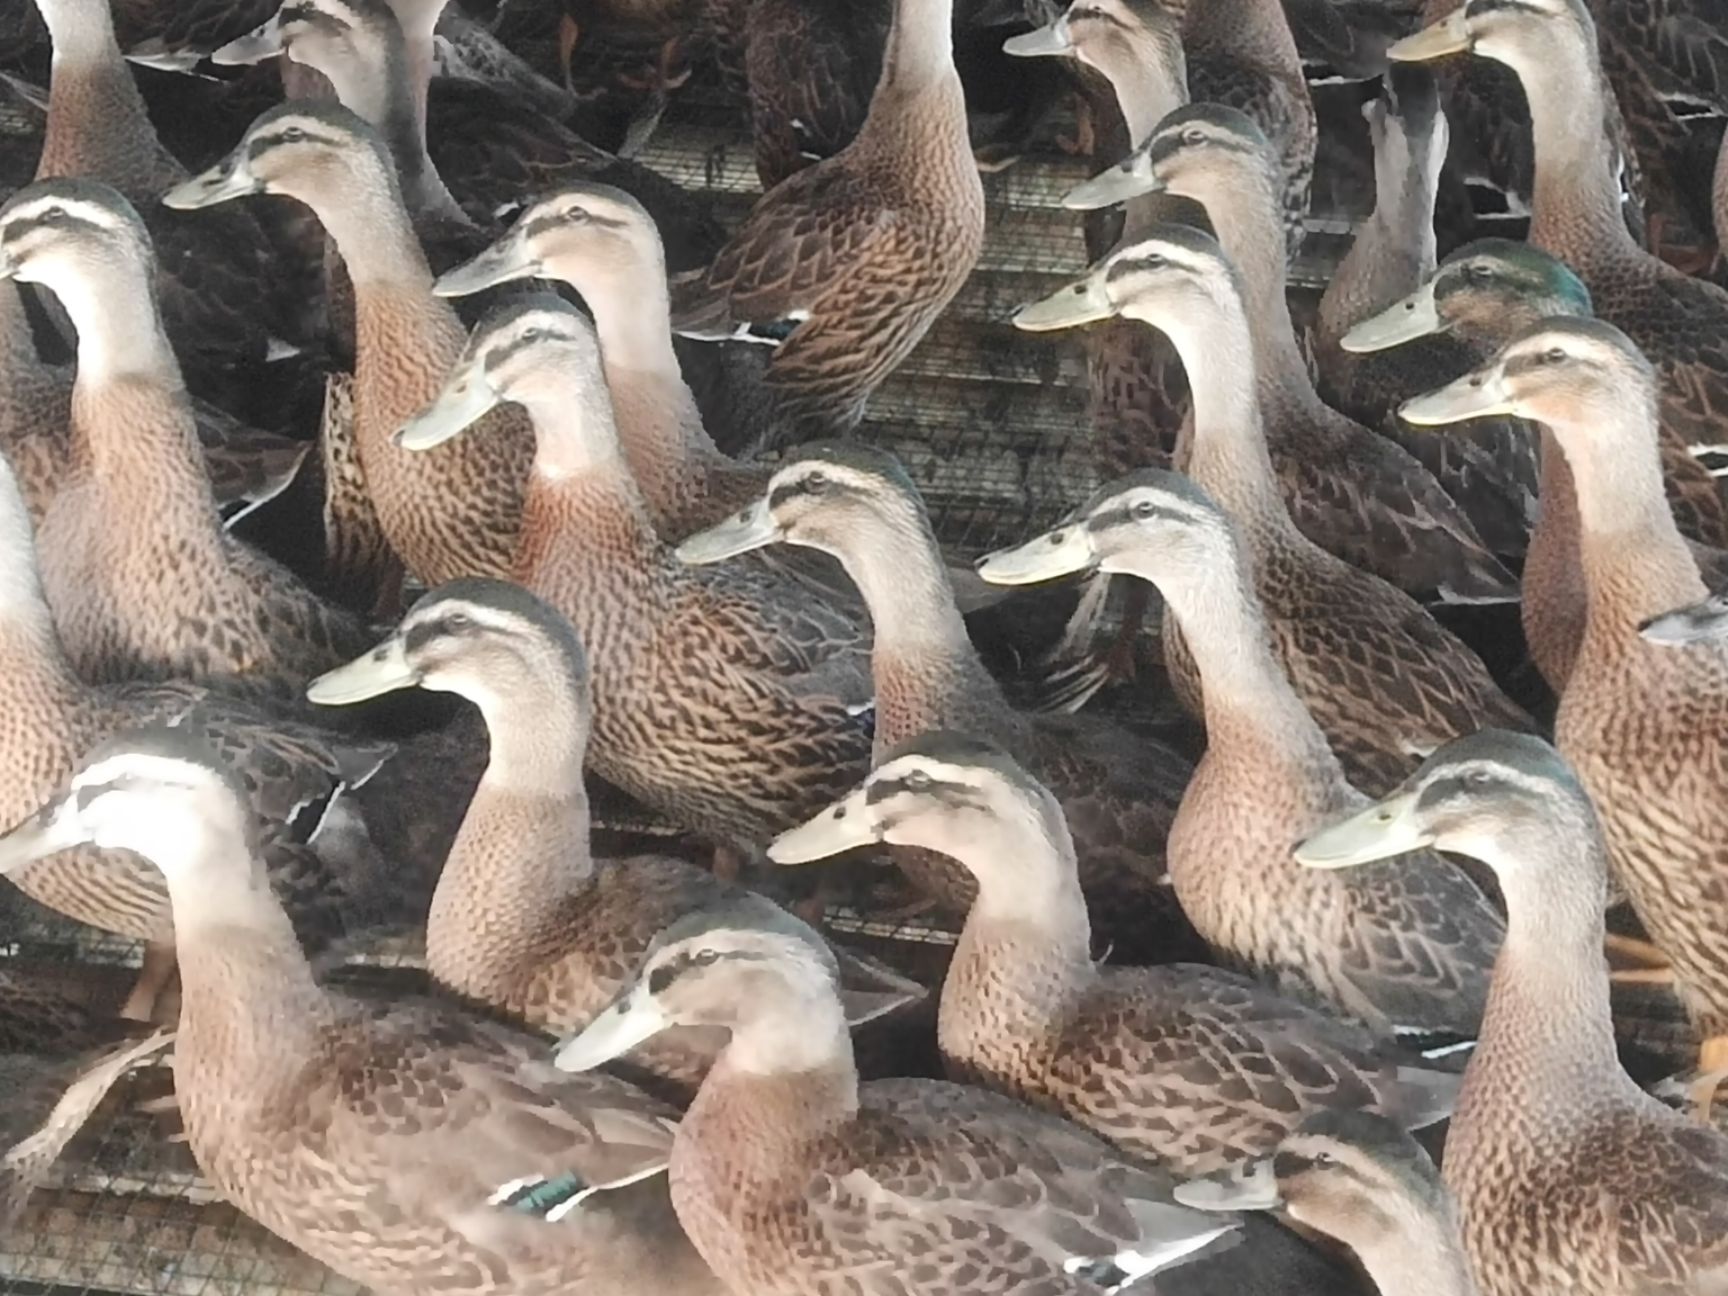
[40,206,67,226]
[804,471,831,494]
[522,327,544,343]
[692,949,721,968]
[1466,262,1490,280]
[1464,769,1492,788]
[904,770,932,792]
[281,126,307,143]
[1544,347,1566,364]
[1132,499,1157,520]
[443,611,475,633]
[563,207,590,223]
[1182,127,1206,146]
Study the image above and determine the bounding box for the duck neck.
[0,500,84,703]
[393,0,442,147]
[1350,1207,1475,1296]
[870,0,958,109]
[37,0,181,191]
[1155,302,1296,538]
[823,505,1002,748]
[52,260,182,388]
[1154,555,1336,768]
[679,984,857,1187]
[578,254,728,504]
[1197,175,1316,410]
[428,680,595,991]
[1323,118,1440,343]
[305,157,437,294]
[169,835,334,1090]
[1506,24,1637,269]
[0,283,63,430]
[1558,401,1706,632]
[945,814,1095,1032]
[1470,824,1623,1112]
[1092,41,1188,148]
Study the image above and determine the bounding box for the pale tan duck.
[554,900,1366,1296]
[1174,1110,1479,1296]
[1345,238,1728,697]
[771,732,1456,1179]
[1390,0,1728,505]
[1005,224,1533,798]
[1056,105,1518,606]
[397,294,872,853]
[1297,730,1728,1296]
[28,0,316,409]
[676,443,1196,956]
[0,725,726,1296]
[0,452,392,1023]
[306,577,921,1094]
[979,467,1505,1045]
[668,0,985,440]
[0,180,374,693]
[1402,317,1728,1107]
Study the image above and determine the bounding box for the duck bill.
[674,497,784,566]
[1398,369,1513,425]
[434,235,541,298]
[1341,282,1445,353]
[306,637,418,707]
[1388,8,1473,61]
[1172,1158,1281,1213]
[1063,162,1156,211]
[768,787,881,865]
[1640,603,1728,648]
[1013,272,1115,332]
[1002,15,1073,57]
[162,153,263,211]
[975,523,1098,586]
[211,13,284,65]
[0,792,90,877]
[1295,792,1430,870]
[554,986,671,1072]
[395,366,501,450]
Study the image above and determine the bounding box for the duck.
[675,443,1196,951]
[555,898,1380,1296]
[1173,1110,1479,1296]
[0,279,309,532]
[0,178,375,693]
[0,723,729,1296]
[1716,122,1728,257]
[396,293,872,856]
[1343,237,1728,696]
[1642,588,1728,646]
[1390,0,1728,499]
[27,0,320,420]
[771,730,1457,1177]
[1004,224,1534,798]
[1313,66,1536,567]
[1055,104,1519,606]
[667,0,985,443]
[1401,316,1728,1112]
[305,576,923,1094]
[977,464,1504,1044]
[1296,729,1728,1295]
[165,102,534,593]
[740,0,890,189]
[0,449,397,1023]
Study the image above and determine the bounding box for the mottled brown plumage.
[1295,730,1728,1296]
[669,0,984,440]
[402,297,872,852]
[0,180,372,694]
[0,727,723,1296]
[556,901,1350,1296]
[677,444,1197,955]
[772,733,1456,1179]
[981,467,1504,1041]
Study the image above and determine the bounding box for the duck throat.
[1350,1210,1475,1296]
[313,163,437,293]
[36,0,183,195]
[866,0,960,118]
[1504,19,1637,269]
